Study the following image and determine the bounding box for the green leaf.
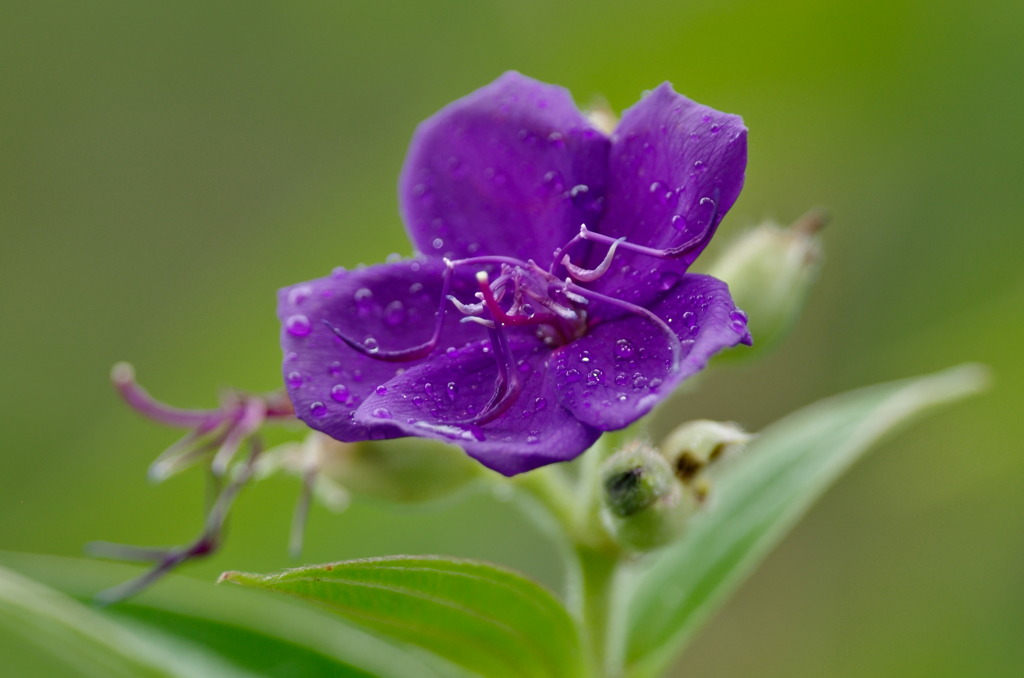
[0,563,257,678]
[221,555,587,678]
[0,551,455,678]
[620,364,989,678]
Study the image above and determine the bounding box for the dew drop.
[615,372,629,386]
[564,368,581,383]
[285,314,311,337]
[431,237,444,250]
[330,384,351,403]
[659,272,679,291]
[384,300,406,327]
[587,369,605,386]
[534,397,548,411]
[692,160,705,171]
[614,339,635,359]
[331,266,347,279]
[446,381,458,400]
[363,336,380,353]
[328,361,343,376]
[670,214,685,231]
[287,285,313,306]
[424,382,435,397]
[632,373,648,390]
[526,435,540,445]
[375,384,388,396]
[372,407,392,419]
[286,371,304,388]
[409,282,424,295]
[579,350,592,363]
[542,170,565,193]
[352,369,364,382]
[547,132,565,148]
[709,124,721,134]
[309,401,327,417]
[285,351,298,363]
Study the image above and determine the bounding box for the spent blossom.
[279,72,751,476]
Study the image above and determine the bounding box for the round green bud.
[707,209,825,359]
[660,420,751,500]
[599,441,694,552]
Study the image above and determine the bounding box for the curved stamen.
[564,281,683,372]
[112,363,220,428]
[475,271,563,328]
[323,261,454,363]
[576,191,720,260]
[561,236,625,282]
[211,397,267,476]
[455,324,522,426]
[549,227,588,276]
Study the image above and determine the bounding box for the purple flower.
[278,72,750,476]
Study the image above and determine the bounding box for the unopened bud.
[661,420,751,501]
[600,441,694,552]
[708,209,825,358]
[327,436,482,504]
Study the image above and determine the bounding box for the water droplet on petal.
[285,314,311,336]
[542,170,565,193]
[547,132,565,148]
[384,300,406,327]
[587,369,605,386]
[363,336,380,353]
[659,272,679,291]
[328,361,342,376]
[446,381,458,400]
[330,384,351,403]
[564,368,581,383]
[375,384,388,396]
[615,339,635,359]
[534,397,548,411]
[287,285,313,306]
[286,371,304,388]
[526,435,540,444]
[431,237,444,250]
[372,407,392,419]
[309,401,327,417]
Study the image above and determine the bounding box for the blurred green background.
[2,1,1021,676]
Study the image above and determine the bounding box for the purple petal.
[588,84,747,306]
[278,258,486,441]
[399,71,610,263]
[354,338,601,476]
[553,275,749,430]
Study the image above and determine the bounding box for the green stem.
[574,544,622,678]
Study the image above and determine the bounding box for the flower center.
[323,217,718,426]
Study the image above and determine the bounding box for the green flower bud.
[707,209,826,359]
[600,441,695,552]
[660,420,751,501]
[260,433,481,505]
[330,436,483,504]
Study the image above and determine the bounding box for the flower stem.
[574,544,623,678]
